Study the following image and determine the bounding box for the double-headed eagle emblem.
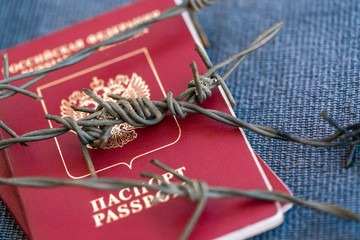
[60,73,150,149]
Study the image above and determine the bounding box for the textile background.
[0,0,359,239]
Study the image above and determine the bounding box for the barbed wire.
[0,0,214,100]
[0,1,359,237]
[1,20,359,174]
[0,160,360,239]
[0,159,358,240]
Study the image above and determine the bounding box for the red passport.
[0,146,291,239]
[0,0,292,239]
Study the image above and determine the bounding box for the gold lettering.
[106,209,119,224]
[148,177,162,185]
[18,60,26,69]
[130,199,143,214]
[156,191,170,203]
[25,57,34,67]
[86,34,97,45]
[172,182,186,199]
[119,187,132,201]
[59,45,70,55]
[86,10,159,46]
[92,213,105,227]
[175,167,186,176]
[106,26,119,38]
[117,204,130,218]
[89,165,186,227]
[43,49,52,60]
[46,59,56,68]
[68,42,77,52]
[33,54,44,64]
[118,23,126,32]
[75,39,85,50]
[90,197,107,212]
[133,16,142,25]
[161,172,174,184]
[152,10,160,18]
[133,186,148,197]
[51,47,60,58]
[108,194,120,207]
[21,68,30,74]
[8,11,161,74]
[9,38,84,74]
[142,194,154,209]
[9,63,17,74]
[96,32,104,42]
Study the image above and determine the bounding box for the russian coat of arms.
[60,73,150,149]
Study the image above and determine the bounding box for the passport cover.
[0,133,292,238]
[0,0,291,239]
[0,132,29,237]
[0,149,291,239]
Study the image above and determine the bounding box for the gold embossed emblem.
[60,73,150,149]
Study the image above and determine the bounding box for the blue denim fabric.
[0,0,359,239]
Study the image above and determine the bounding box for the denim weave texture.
[0,0,359,239]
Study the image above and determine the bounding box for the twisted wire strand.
[0,0,215,100]
[0,3,357,238]
[0,159,358,240]
[187,0,216,47]
[188,0,216,11]
[0,22,359,177]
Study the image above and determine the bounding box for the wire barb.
[1,21,359,174]
[0,4,358,237]
[187,0,215,47]
[0,0,216,100]
[0,159,358,239]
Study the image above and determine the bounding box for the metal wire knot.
[181,180,208,202]
[188,0,216,11]
[3,21,360,177]
[0,159,359,240]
